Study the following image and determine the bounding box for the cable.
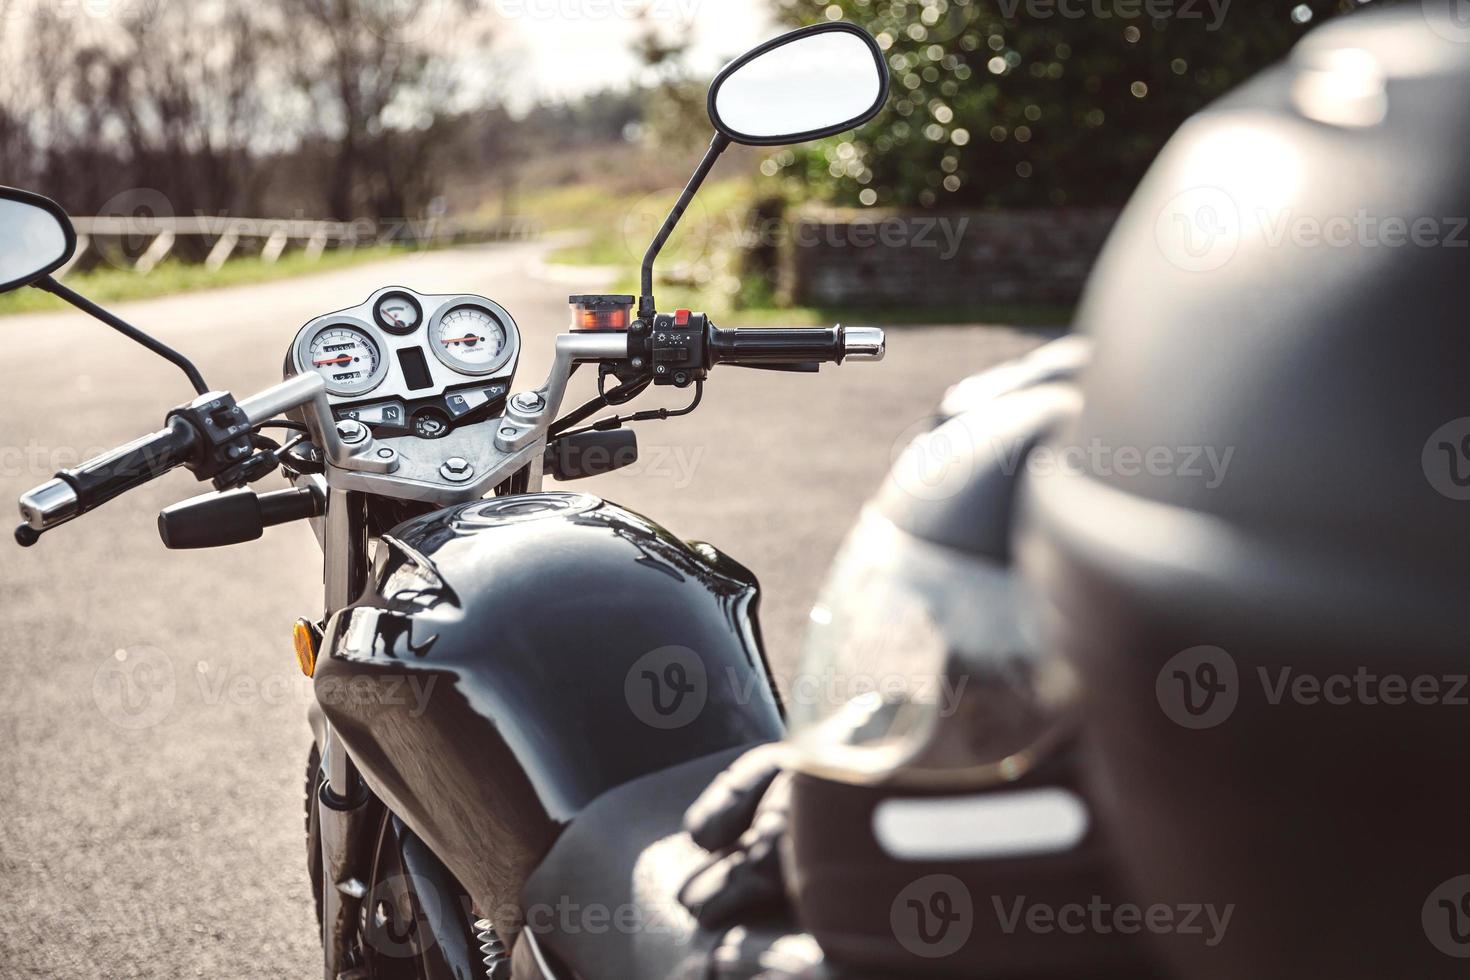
[254,419,310,435]
[557,381,703,440]
[549,374,653,438]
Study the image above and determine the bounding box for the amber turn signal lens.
[292,619,319,678]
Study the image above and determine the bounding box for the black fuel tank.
[314,492,783,923]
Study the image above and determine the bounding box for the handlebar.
[15,322,887,546]
[707,325,885,367]
[17,416,200,544]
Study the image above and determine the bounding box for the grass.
[523,178,1074,328]
[0,246,404,316]
[1,177,1077,329]
[535,177,758,271]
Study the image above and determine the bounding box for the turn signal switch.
[646,309,709,388]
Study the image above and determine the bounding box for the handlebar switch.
[166,392,255,481]
[646,311,709,388]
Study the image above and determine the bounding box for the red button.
[675,309,691,326]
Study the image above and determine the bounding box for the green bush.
[768,0,1358,208]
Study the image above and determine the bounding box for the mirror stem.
[34,276,209,395]
[639,132,731,320]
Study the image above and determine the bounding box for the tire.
[305,742,324,932]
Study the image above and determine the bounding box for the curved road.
[0,241,1052,977]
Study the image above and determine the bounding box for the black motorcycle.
[4,22,890,980]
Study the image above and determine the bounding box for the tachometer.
[304,324,386,396]
[431,305,511,376]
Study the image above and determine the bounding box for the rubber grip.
[57,416,199,513]
[707,326,846,365]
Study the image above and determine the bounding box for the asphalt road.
[0,241,1052,978]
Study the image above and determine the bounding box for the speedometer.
[304,324,386,396]
[431,305,511,375]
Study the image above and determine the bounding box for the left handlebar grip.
[21,417,201,533]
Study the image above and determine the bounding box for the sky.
[495,0,779,104]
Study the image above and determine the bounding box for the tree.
[278,0,499,220]
[768,0,1359,209]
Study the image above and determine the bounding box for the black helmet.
[779,340,1161,977]
[1020,6,1470,978]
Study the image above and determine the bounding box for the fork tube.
[324,489,369,615]
[319,488,373,978]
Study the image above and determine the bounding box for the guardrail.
[61,214,541,277]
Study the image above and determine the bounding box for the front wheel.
[305,743,324,931]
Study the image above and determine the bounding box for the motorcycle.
[3,22,890,980]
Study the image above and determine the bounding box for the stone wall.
[782,207,1120,309]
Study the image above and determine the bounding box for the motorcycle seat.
[515,743,841,980]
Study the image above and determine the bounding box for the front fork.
[309,469,540,978]
[317,488,375,979]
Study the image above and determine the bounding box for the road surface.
[0,241,1053,977]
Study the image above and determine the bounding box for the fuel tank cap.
[455,493,603,528]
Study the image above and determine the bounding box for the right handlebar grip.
[707,325,885,366]
[20,417,201,534]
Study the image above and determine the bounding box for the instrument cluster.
[289,288,521,440]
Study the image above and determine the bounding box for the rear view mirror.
[0,187,76,293]
[708,23,889,147]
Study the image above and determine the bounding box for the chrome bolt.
[376,448,395,460]
[440,457,474,482]
[499,426,517,439]
[336,420,369,445]
[511,392,545,413]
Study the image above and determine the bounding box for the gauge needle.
[442,336,481,345]
[314,356,353,366]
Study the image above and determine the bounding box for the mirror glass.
[0,192,74,293]
[710,25,887,146]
